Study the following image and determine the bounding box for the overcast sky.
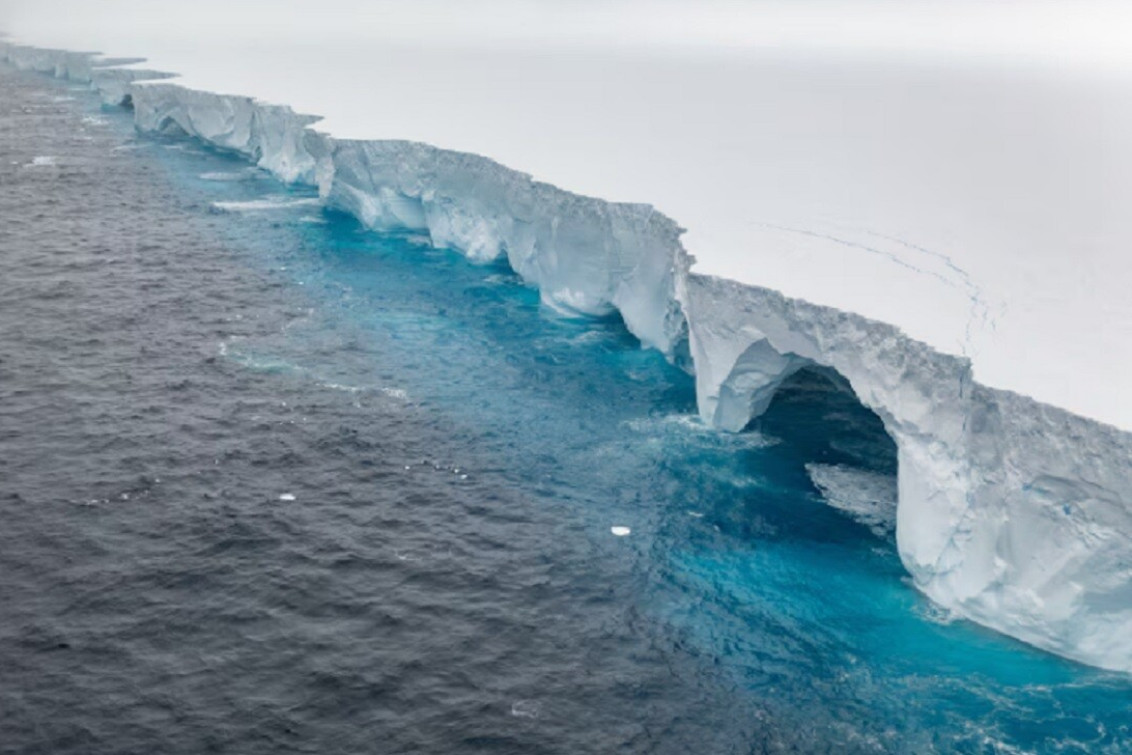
[3,0,1132,73]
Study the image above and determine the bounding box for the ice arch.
[681,273,1132,670]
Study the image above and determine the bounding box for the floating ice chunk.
[278,493,296,501]
[610,526,631,537]
[210,196,321,212]
[30,155,57,166]
[199,170,254,181]
[806,463,898,538]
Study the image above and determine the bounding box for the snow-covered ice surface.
[3,0,1132,673]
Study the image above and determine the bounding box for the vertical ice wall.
[680,276,1132,670]
[4,40,1131,673]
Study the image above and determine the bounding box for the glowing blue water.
[2,65,1130,753]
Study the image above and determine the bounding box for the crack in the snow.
[755,222,998,358]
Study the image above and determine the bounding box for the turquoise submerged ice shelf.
[3,40,1132,680]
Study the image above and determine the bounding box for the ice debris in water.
[806,463,897,538]
[610,526,631,537]
[30,155,57,166]
[210,196,321,213]
[278,493,296,501]
[199,170,254,181]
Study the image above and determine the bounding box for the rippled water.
[1,65,1130,754]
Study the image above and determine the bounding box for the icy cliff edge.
[5,40,1130,673]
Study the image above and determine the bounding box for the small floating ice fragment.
[30,155,57,166]
[610,526,631,537]
[210,196,321,213]
[199,170,253,181]
[278,493,296,501]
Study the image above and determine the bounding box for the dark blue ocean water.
[1,65,1130,754]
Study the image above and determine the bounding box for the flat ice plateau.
[3,0,1132,673]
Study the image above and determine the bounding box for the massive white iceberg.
[3,32,1131,674]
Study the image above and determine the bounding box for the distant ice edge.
[6,40,1131,673]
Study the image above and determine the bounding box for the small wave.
[28,155,57,167]
[317,380,409,401]
[218,340,407,400]
[81,115,107,127]
[404,233,433,247]
[913,597,963,626]
[624,414,776,450]
[510,700,542,719]
[565,330,613,346]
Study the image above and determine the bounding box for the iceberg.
[3,29,1132,674]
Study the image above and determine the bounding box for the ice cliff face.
[130,83,321,183]
[681,276,1132,669]
[4,40,1131,673]
[317,138,688,353]
[90,67,174,107]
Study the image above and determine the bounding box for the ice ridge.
[4,40,1131,673]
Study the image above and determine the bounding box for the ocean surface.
[0,64,1129,754]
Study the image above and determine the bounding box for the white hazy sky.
[3,0,1131,429]
[4,0,1132,68]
